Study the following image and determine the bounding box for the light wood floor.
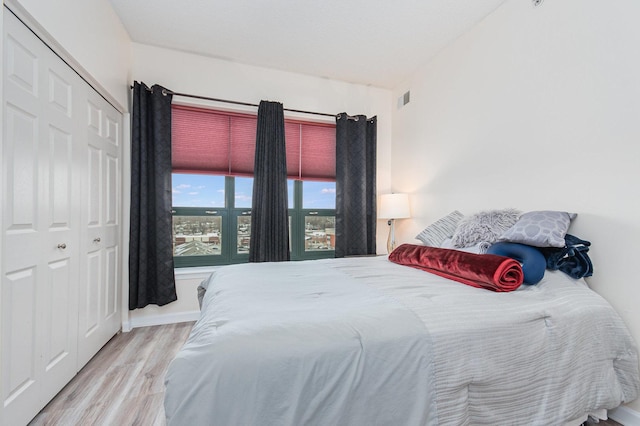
[29,322,194,426]
[28,321,625,426]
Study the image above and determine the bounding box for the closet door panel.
[40,61,80,402]
[4,28,40,263]
[86,144,102,225]
[103,154,119,321]
[105,153,118,226]
[5,31,38,97]
[44,259,73,368]
[4,32,40,251]
[78,139,103,366]
[48,70,72,116]
[2,17,44,424]
[3,104,40,266]
[101,107,120,335]
[78,92,121,367]
[40,257,76,401]
[2,11,81,425]
[80,250,101,337]
[1,268,39,421]
[105,245,119,318]
[39,32,82,404]
[48,127,72,224]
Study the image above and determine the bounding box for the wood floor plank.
[29,322,194,426]
[108,392,166,426]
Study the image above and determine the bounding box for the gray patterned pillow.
[499,211,577,248]
[451,208,521,248]
[415,211,464,247]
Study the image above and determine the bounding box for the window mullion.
[292,180,303,259]
[222,176,235,262]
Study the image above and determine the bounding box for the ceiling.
[108,0,508,89]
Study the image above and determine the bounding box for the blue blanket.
[538,234,593,279]
[486,242,546,285]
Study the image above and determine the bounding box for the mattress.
[165,256,640,425]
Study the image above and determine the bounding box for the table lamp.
[378,193,410,253]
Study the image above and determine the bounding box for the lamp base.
[386,219,396,254]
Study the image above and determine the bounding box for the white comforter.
[164,256,640,425]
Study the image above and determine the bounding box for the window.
[172,174,224,263]
[289,179,336,261]
[171,105,336,267]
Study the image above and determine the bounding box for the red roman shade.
[298,121,336,181]
[171,104,335,180]
[172,105,256,176]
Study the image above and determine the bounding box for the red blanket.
[388,244,523,292]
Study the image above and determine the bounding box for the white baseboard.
[123,310,200,331]
[609,405,640,425]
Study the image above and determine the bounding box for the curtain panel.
[129,82,177,309]
[335,114,377,257]
[249,101,290,262]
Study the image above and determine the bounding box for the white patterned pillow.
[499,211,577,248]
[415,211,464,247]
[451,208,521,248]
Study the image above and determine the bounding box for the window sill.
[174,266,218,280]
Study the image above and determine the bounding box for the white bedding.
[164,256,640,425]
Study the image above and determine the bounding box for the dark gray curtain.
[249,101,290,262]
[129,81,177,309]
[335,113,377,257]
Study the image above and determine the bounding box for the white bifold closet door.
[1,9,122,426]
[78,86,122,368]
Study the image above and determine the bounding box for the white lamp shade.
[378,193,410,219]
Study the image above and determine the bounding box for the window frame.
[172,177,336,267]
[289,180,336,261]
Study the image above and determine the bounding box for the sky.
[172,174,335,209]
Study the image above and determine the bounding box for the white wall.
[391,0,640,413]
[9,0,132,109]
[127,43,393,327]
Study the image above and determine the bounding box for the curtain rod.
[130,84,339,118]
[169,89,346,119]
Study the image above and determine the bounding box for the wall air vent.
[397,90,410,109]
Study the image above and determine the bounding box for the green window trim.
[172,177,335,267]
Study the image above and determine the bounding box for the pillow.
[487,242,546,284]
[441,238,487,254]
[415,211,464,246]
[499,210,577,248]
[451,208,521,248]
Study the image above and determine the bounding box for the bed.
[164,254,640,425]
